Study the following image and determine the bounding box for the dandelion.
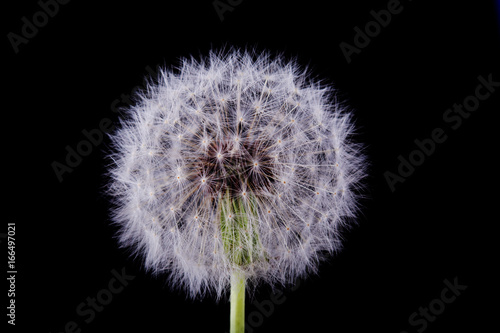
[107,49,366,333]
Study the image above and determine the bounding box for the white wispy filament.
[107,49,366,299]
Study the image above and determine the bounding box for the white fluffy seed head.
[107,49,366,300]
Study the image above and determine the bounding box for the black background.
[4,0,500,332]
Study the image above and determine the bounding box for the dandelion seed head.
[107,49,366,300]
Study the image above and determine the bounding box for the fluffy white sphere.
[107,49,366,299]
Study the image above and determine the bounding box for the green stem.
[230,270,245,333]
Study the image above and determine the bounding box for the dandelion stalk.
[230,270,245,333]
[107,48,366,331]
